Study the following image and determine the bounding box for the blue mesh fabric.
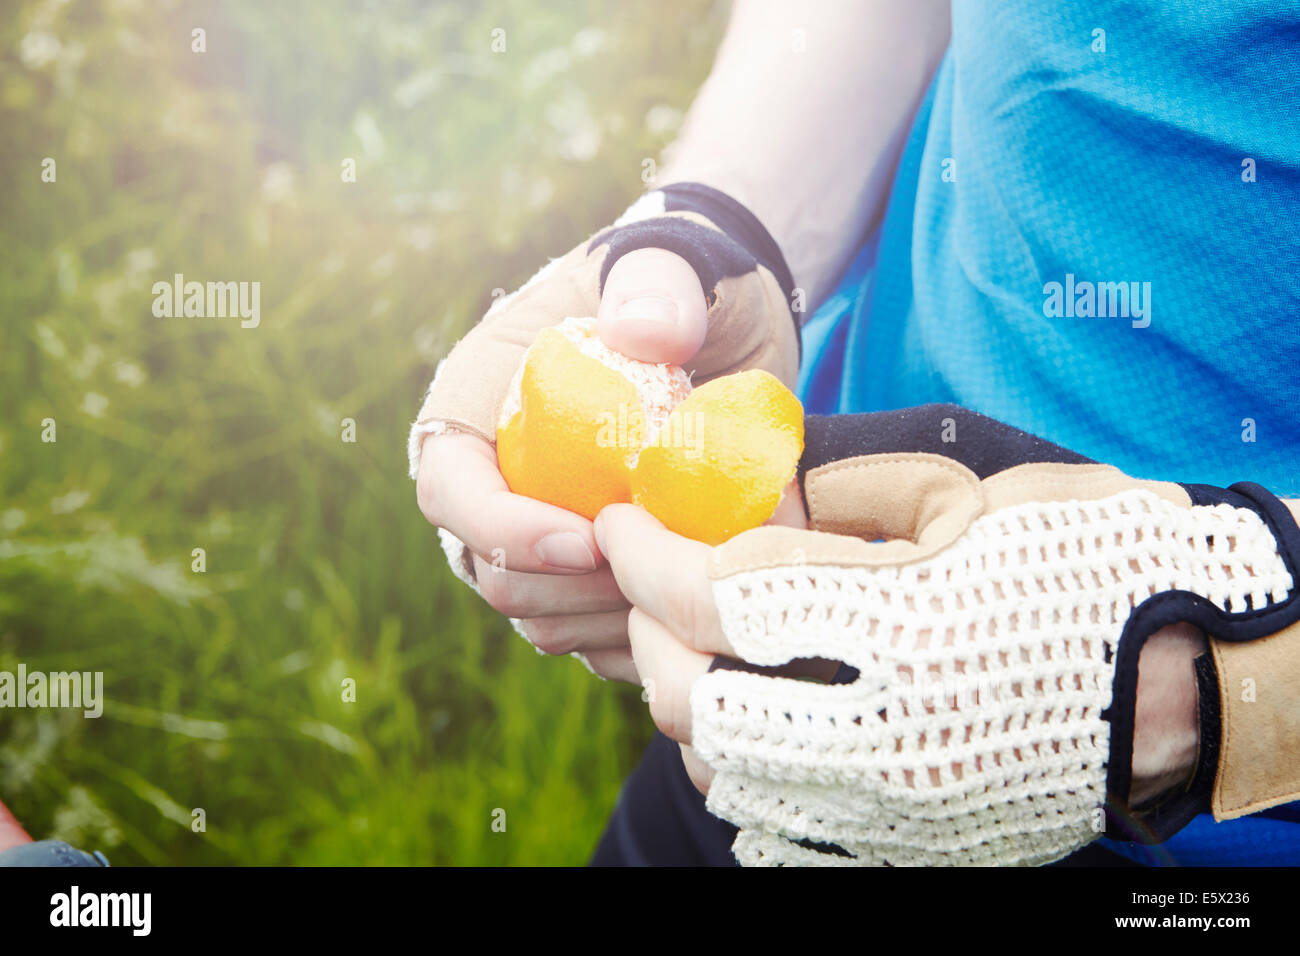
[799,0,1300,864]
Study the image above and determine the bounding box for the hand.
[593,401,1274,866]
[414,183,802,680]
[594,503,719,783]
[594,482,813,785]
[595,492,1204,803]
[416,248,711,681]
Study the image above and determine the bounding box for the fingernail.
[593,512,608,556]
[535,532,597,571]
[615,296,679,326]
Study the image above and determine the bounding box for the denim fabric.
[0,840,110,868]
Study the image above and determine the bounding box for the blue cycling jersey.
[800,0,1300,864]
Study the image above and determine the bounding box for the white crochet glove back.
[688,407,1300,866]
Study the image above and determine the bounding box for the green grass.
[0,0,723,864]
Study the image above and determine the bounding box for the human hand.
[594,481,813,786]
[595,492,1205,805]
[414,246,724,680]
[594,403,1300,865]
[413,185,799,680]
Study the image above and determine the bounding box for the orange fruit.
[632,370,804,544]
[496,317,804,543]
[496,317,692,520]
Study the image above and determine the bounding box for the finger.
[517,609,632,656]
[471,557,629,618]
[418,432,602,574]
[597,248,708,365]
[594,503,734,657]
[628,607,712,745]
[583,648,640,684]
[679,743,715,796]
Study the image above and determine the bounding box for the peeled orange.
[631,369,804,544]
[496,317,803,545]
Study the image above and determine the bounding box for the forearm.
[660,0,950,308]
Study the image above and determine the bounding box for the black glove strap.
[589,183,799,359]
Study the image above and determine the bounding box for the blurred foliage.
[0,0,725,864]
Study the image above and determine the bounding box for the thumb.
[597,247,708,365]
